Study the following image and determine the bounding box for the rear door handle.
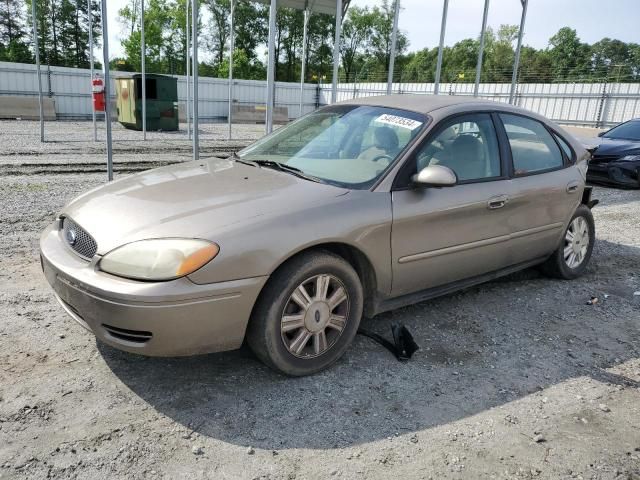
[566,181,579,193]
[487,194,509,210]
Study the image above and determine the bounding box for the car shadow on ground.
[99,240,640,450]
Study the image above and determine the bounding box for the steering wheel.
[371,154,393,165]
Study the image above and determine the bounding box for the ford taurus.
[40,95,596,376]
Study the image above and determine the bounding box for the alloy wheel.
[280,274,350,358]
[564,216,590,269]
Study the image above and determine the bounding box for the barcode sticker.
[374,114,423,130]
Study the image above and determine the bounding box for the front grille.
[61,217,97,260]
[102,324,153,344]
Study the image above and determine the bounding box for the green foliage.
[21,0,101,68]
[0,0,33,62]
[5,0,639,85]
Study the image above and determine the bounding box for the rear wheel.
[541,204,595,279]
[247,251,363,376]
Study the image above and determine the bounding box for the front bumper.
[40,221,268,356]
[587,161,640,188]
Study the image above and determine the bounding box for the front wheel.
[541,204,595,279]
[246,251,363,376]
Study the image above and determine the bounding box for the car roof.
[336,94,523,116]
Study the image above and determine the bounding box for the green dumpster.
[115,74,179,131]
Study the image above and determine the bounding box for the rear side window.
[500,114,564,175]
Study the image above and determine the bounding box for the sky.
[100,0,640,61]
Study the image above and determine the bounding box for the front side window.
[239,105,427,188]
[500,114,564,175]
[411,113,501,182]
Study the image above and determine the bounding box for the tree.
[369,0,408,80]
[0,0,33,62]
[548,27,591,80]
[340,6,374,82]
[203,0,230,69]
[118,0,182,73]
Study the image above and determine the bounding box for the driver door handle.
[566,181,579,193]
[487,194,509,210]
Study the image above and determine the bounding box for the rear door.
[390,113,515,296]
[496,113,583,264]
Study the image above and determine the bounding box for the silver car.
[40,95,596,376]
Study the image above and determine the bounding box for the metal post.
[192,0,199,160]
[87,0,97,141]
[31,0,44,142]
[265,0,277,134]
[227,0,234,139]
[141,0,146,140]
[100,0,114,181]
[386,0,400,95]
[299,6,310,117]
[434,0,448,95]
[331,0,342,103]
[474,0,489,97]
[186,0,191,139]
[509,0,528,104]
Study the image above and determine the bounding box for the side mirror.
[411,165,457,188]
[597,131,605,137]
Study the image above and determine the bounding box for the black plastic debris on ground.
[358,324,419,361]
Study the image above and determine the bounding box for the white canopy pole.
[141,0,147,140]
[192,0,199,160]
[509,0,528,104]
[331,0,342,103]
[87,0,97,141]
[265,0,277,134]
[227,0,234,140]
[299,5,310,116]
[386,0,400,95]
[433,0,448,95]
[100,0,114,181]
[474,0,490,97]
[186,0,191,139]
[30,0,44,142]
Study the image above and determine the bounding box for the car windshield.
[602,120,640,141]
[238,105,428,188]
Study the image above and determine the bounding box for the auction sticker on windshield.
[374,114,423,130]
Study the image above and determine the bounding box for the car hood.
[62,158,348,254]
[589,137,640,159]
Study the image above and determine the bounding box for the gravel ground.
[0,121,639,479]
[0,120,264,157]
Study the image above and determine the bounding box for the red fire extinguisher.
[92,77,105,112]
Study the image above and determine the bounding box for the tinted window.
[413,113,501,182]
[500,114,564,175]
[602,120,640,141]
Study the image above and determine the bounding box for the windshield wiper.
[252,159,325,184]
[228,151,259,167]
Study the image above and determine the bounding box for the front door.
[391,113,514,296]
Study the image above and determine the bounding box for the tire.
[541,204,595,279]
[246,250,363,376]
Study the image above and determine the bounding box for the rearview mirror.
[411,165,457,187]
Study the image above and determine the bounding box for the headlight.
[99,239,219,281]
[619,155,640,162]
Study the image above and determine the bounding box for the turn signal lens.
[177,243,220,277]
